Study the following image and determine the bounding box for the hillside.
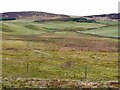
[2,19,118,88]
[85,13,120,20]
[1,11,119,21]
[1,11,119,88]
[1,11,70,20]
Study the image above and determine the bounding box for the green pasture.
[79,25,118,38]
[1,20,106,35]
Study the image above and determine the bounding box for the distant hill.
[84,13,120,21]
[1,11,119,21]
[1,11,70,20]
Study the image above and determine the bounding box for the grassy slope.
[79,25,118,38]
[78,20,118,38]
[2,20,118,82]
[1,21,106,35]
[3,49,118,81]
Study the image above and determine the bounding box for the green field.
[78,25,118,38]
[1,20,106,35]
[1,20,119,88]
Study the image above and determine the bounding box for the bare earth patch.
[3,78,119,88]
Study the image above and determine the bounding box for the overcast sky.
[0,0,119,16]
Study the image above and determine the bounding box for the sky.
[0,0,119,16]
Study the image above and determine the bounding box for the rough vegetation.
[1,18,119,89]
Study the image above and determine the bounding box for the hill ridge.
[1,11,70,20]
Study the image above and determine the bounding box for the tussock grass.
[2,20,118,88]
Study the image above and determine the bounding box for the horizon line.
[1,11,119,16]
